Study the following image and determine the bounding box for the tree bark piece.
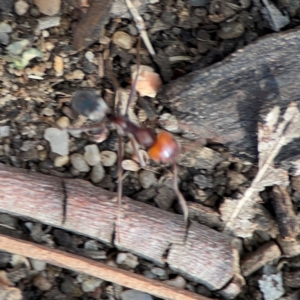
[276,235,300,257]
[271,185,299,240]
[0,234,212,300]
[167,222,233,290]
[241,241,282,277]
[0,165,64,226]
[188,202,224,230]
[158,29,300,164]
[0,164,235,292]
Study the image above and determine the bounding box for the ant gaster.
[69,38,188,241]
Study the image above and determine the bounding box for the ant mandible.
[69,37,188,241]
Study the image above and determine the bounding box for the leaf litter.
[221,102,300,238]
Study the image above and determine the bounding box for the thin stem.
[125,0,155,56]
[125,36,141,118]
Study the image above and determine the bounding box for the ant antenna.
[172,163,188,222]
[124,36,141,118]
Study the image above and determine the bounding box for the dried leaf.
[223,103,300,236]
[258,272,284,300]
[9,48,43,70]
[122,159,140,171]
[131,65,162,98]
[220,194,278,238]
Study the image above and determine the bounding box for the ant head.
[148,132,180,164]
[71,90,109,122]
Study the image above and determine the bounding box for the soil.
[1,0,300,299]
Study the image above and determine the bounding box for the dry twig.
[0,234,212,300]
[124,0,155,55]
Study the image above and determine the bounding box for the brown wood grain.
[0,234,212,300]
[0,164,235,292]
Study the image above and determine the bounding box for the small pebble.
[122,159,140,172]
[56,116,70,128]
[138,170,157,189]
[164,275,186,289]
[85,51,95,63]
[38,150,48,161]
[217,22,245,39]
[0,126,10,137]
[112,31,133,50]
[0,22,12,33]
[39,158,54,170]
[42,107,55,116]
[100,150,117,167]
[30,258,47,271]
[10,254,30,269]
[54,55,64,77]
[45,41,55,51]
[34,0,61,16]
[99,36,111,45]
[154,187,176,210]
[143,270,156,279]
[42,30,49,37]
[84,240,98,250]
[60,277,83,297]
[0,32,9,45]
[116,253,139,269]
[37,16,61,31]
[90,164,105,183]
[65,69,85,80]
[7,39,29,55]
[44,127,69,156]
[84,144,101,166]
[121,290,153,300]
[54,155,69,167]
[33,274,52,291]
[70,153,90,172]
[81,277,103,293]
[128,24,138,36]
[30,7,40,17]
[193,174,213,189]
[151,267,167,277]
[15,0,29,15]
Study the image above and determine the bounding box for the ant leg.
[128,135,146,168]
[117,134,123,243]
[172,163,188,222]
[125,36,141,118]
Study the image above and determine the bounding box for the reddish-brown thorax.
[112,116,180,164]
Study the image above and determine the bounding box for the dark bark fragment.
[157,29,300,165]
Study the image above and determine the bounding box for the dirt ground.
[1,0,300,299]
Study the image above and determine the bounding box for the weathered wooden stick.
[271,185,299,240]
[0,234,212,300]
[240,241,282,277]
[158,28,300,165]
[0,164,235,292]
[72,0,113,50]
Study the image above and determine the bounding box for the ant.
[68,38,188,241]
